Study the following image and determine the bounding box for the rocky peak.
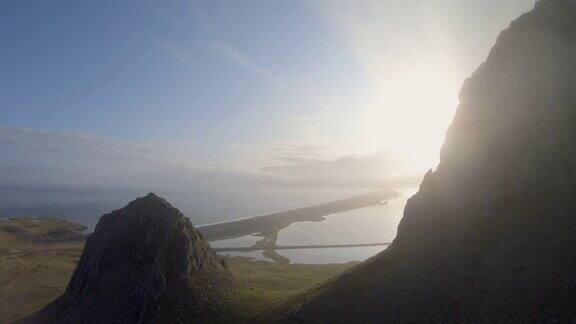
[22,193,232,324]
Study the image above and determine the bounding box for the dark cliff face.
[280,1,576,323]
[22,193,233,324]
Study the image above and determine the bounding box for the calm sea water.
[0,188,372,231]
[213,189,416,264]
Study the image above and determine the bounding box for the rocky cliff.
[280,0,576,322]
[21,193,233,324]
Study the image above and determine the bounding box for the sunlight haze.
[0,0,536,208]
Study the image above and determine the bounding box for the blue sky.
[0,0,364,145]
[0,0,536,196]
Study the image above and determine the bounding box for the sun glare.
[360,66,459,173]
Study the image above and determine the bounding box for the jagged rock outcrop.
[21,193,233,324]
[278,0,576,322]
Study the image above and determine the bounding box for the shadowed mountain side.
[20,193,233,324]
[274,0,576,322]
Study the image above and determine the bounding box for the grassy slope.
[0,218,356,323]
[0,218,85,323]
[226,257,357,322]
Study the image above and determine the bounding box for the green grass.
[225,257,358,322]
[0,218,86,323]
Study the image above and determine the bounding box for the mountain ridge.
[275,0,576,322]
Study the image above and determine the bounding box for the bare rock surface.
[21,193,233,324]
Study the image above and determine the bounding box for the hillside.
[0,218,86,323]
[276,0,576,322]
[0,205,357,323]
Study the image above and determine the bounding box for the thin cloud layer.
[0,127,421,195]
[205,41,278,83]
[263,150,420,188]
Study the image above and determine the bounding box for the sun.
[360,65,460,173]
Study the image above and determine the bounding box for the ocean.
[211,189,416,264]
[1,187,417,263]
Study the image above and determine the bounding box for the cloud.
[0,127,422,194]
[254,143,337,163]
[262,150,421,189]
[164,40,277,85]
[205,41,277,83]
[0,127,168,189]
[0,127,286,191]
